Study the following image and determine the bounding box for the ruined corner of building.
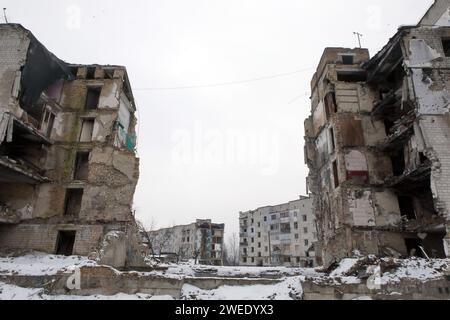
[304,0,450,267]
[0,23,151,270]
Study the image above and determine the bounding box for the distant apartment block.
[239,196,317,267]
[148,219,225,266]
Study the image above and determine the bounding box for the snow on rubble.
[0,282,174,300]
[181,276,304,300]
[0,252,97,276]
[0,251,449,300]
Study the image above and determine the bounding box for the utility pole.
[353,32,363,48]
[3,8,8,24]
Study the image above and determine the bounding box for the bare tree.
[224,233,239,266]
[135,218,156,257]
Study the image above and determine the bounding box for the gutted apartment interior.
[0,24,146,268]
[304,0,450,267]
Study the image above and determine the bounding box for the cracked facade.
[148,220,225,266]
[304,0,450,267]
[239,196,318,267]
[0,24,144,268]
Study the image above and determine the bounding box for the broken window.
[79,119,95,142]
[74,151,90,181]
[40,109,55,138]
[70,67,79,78]
[304,239,309,246]
[391,149,405,176]
[293,222,299,229]
[332,160,340,188]
[329,127,336,153]
[85,87,102,110]
[404,238,424,258]
[398,196,416,220]
[56,231,76,256]
[442,39,450,57]
[302,215,307,222]
[304,227,308,234]
[64,188,83,217]
[86,67,96,79]
[341,55,354,65]
[324,92,337,117]
[337,71,367,82]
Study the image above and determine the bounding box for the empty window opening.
[40,109,55,138]
[404,238,424,258]
[86,67,96,79]
[391,149,405,176]
[332,160,340,188]
[384,119,395,136]
[74,151,90,181]
[342,55,354,65]
[398,196,416,220]
[329,127,336,152]
[64,189,83,217]
[56,231,76,256]
[79,119,95,142]
[337,71,367,82]
[70,67,79,78]
[324,92,337,118]
[85,87,102,110]
[442,39,450,57]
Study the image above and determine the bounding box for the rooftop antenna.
[3,8,8,24]
[353,32,363,48]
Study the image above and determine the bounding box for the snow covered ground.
[0,282,174,300]
[0,252,448,300]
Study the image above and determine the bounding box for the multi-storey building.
[148,219,225,266]
[0,24,144,268]
[304,0,450,267]
[239,196,317,267]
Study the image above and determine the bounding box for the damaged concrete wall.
[0,25,143,269]
[306,1,450,267]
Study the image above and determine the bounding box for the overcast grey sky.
[3,0,433,239]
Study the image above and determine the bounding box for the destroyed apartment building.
[304,0,450,267]
[239,196,318,267]
[0,24,146,269]
[148,220,225,265]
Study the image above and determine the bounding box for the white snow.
[165,262,323,279]
[0,282,174,300]
[380,258,448,284]
[330,258,359,277]
[181,276,303,300]
[0,252,97,276]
